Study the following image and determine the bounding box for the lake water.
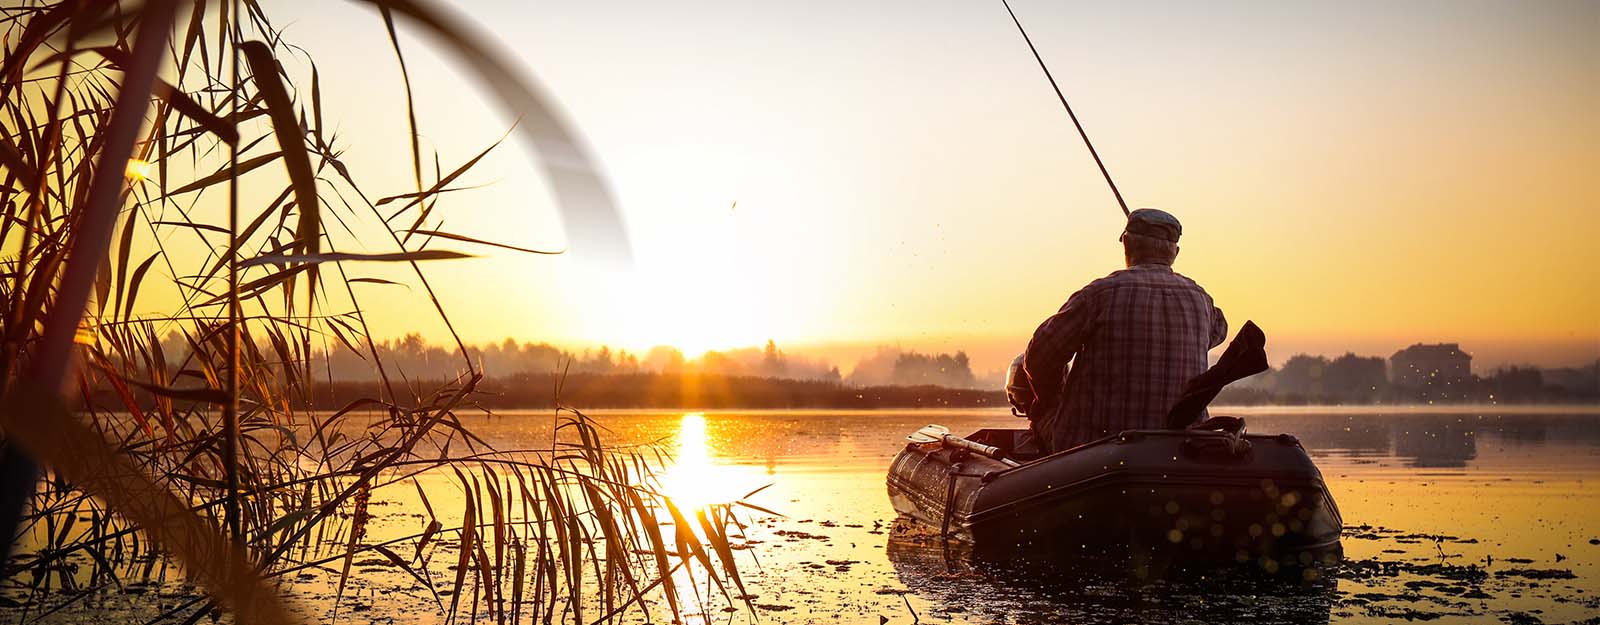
[448,407,1600,625]
[6,406,1598,624]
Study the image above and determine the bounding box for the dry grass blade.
[239,249,474,268]
[240,39,321,301]
[448,471,476,622]
[77,44,237,145]
[347,277,406,287]
[0,1,757,622]
[377,6,424,197]
[163,151,282,196]
[404,229,562,255]
[194,264,312,306]
[0,140,39,187]
[0,388,293,624]
[698,506,753,613]
[663,498,731,602]
[372,544,431,589]
[151,81,239,145]
[121,252,159,321]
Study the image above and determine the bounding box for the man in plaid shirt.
[1023,208,1228,453]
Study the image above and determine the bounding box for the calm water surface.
[457,407,1600,625]
[9,407,1599,624]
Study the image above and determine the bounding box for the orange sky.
[138,0,1599,373]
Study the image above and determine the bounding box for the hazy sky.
[187,0,1597,373]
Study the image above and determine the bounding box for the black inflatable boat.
[886,322,1342,577]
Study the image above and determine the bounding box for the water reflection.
[1391,422,1477,468]
[660,412,763,509]
[661,412,714,508]
[885,541,1336,624]
[8,409,1592,624]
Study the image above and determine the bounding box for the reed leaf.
[0,2,753,623]
[121,252,158,321]
[240,40,321,303]
[162,151,282,196]
[0,387,293,624]
[240,249,474,268]
[404,229,562,255]
[351,0,633,263]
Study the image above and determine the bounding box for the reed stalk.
[0,2,747,623]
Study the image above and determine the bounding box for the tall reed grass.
[0,1,749,622]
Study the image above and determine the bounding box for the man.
[1023,208,1227,453]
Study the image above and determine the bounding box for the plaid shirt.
[1024,264,1227,452]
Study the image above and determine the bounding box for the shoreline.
[459,403,1600,416]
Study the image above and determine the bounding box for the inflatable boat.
[886,322,1342,577]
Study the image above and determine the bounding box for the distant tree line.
[307,335,846,383]
[290,334,983,389]
[843,347,978,388]
[1223,353,1599,405]
[315,373,1004,410]
[136,332,1595,408]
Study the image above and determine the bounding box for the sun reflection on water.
[660,413,748,510]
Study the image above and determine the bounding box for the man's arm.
[1023,288,1098,413]
[1209,303,1229,349]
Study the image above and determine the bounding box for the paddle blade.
[906,424,951,444]
[1164,320,1268,429]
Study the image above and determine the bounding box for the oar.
[1163,320,1269,429]
[908,425,1022,467]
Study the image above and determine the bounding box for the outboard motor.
[1005,353,1033,417]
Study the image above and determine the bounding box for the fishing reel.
[1005,353,1033,418]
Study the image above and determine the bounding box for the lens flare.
[125,158,154,182]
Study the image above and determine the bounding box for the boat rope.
[1000,0,1131,217]
[941,464,960,568]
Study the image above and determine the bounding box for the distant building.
[1389,343,1472,397]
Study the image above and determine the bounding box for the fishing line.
[1000,0,1131,217]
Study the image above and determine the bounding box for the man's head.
[1120,208,1181,267]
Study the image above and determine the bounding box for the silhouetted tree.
[644,345,686,373]
[1324,353,1387,401]
[762,339,787,376]
[1487,366,1543,401]
[1274,354,1329,397]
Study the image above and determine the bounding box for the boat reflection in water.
[886,425,1344,575]
[885,538,1336,624]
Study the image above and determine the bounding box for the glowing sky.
[181,0,1598,372]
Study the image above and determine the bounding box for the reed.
[0,1,749,623]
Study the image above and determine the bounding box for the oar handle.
[940,434,1010,463]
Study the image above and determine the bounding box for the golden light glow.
[659,413,756,510]
[576,212,773,358]
[661,413,715,509]
[124,158,153,182]
[140,2,1599,372]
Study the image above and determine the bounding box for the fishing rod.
[1000,0,1130,217]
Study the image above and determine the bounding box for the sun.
[645,303,754,359]
[125,158,154,182]
[585,252,766,359]
[564,198,802,358]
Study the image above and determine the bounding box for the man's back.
[1025,264,1227,452]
